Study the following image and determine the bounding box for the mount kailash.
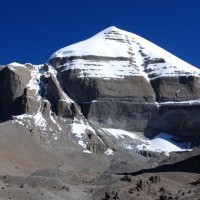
[0,26,200,200]
[0,27,200,154]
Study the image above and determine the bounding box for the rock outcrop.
[58,72,155,103]
[151,76,200,102]
[146,104,200,134]
[0,64,31,119]
[42,73,80,118]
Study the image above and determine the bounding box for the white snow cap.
[50,26,200,79]
[50,26,130,58]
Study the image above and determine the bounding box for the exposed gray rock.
[151,76,200,102]
[0,65,31,119]
[42,73,80,118]
[81,101,158,132]
[146,104,200,135]
[58,69,155,103]
[56,67,157,132]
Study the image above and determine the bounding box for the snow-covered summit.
[50,26,131,59]
[49,26,200,79]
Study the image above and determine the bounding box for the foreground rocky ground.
[0,152,200,200]
[0,120,200,200]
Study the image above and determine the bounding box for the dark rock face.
[0,64,80,122]
[42,74,80,118]
[56,66,159,132]
[57,65,157,130]
[53,65,200,133]
[56,63,200,134]
[81,101,158,132]
[0,66,30,119]
[58,69,155,103]
[151,76,200,102]
[146,104,200,134]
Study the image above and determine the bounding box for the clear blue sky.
[0,0,200,68]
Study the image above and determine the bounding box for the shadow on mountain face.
[144,104,200,137]
[118,154,200,176]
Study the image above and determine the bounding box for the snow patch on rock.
[49,111,62,131]
[83,149,92,154]
[136,132,192,156]
[159,99,200,105]
[102,128,141,140]
[104,148,114,156]
[8,62,26,68]
[26,66,41,98]
[70,118,96,151]
[33,111,47,132]
[102,128,192,156]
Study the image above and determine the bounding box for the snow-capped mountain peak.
[49,26,200,80]
[1,26,200,164]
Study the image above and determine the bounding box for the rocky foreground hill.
[0,26,200,199]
